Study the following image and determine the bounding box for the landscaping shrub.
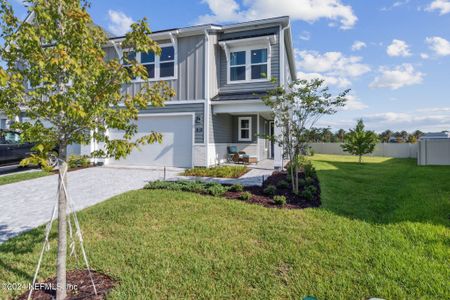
[305,177,315,185]
[239,191,252,201]
[68,155,90,169]
[276,180,289,189]
[298,178,306,187]
[230,184,244,192]
[302,189,313,201]
[273,195,287,206]
[183,166,249,178]
[305,185,317,194]
[303,161,317,178]
[208,184,228,197]
[264,184,277,196]
[145,180,183,191]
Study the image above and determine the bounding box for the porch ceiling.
[212,100,273,115]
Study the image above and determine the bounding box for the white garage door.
[108,114,193,168]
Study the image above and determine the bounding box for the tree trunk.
[359,155,362,164]
[56,144,67,300]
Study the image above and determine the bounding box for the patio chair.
[227,146,246,163]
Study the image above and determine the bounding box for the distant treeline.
[305,128,425,144]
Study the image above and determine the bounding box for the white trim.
[123,43,177,83]
[211,99,263,105]
[219,36,275,85]
[164,100,206,104]
[257,112,260,161]
[116,100,205,107]
[226,46,271,85]
[204,29,210,167]
[238,116,252,142]
[136,112,195,168]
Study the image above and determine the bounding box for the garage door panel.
[108,115,193,168]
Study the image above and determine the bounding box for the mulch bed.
[16,270,116,300]
[224,171,321,209]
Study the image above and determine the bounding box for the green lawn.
[0,170,50,186]
[1,155,449,299]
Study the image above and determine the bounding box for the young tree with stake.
[0,0,174,298]
[262,78,348,194]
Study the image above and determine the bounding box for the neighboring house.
[4,15,296,169]
[420,131,450,140]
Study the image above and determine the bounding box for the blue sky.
[10,0,450,132]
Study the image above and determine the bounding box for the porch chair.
[227,146,246,163]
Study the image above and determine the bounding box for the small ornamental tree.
[263,78,348,193]
[341,119,378,163]
[0,0,174,298]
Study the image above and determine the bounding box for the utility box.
[418,137,450,166]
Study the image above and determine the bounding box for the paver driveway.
[0,166,181,243]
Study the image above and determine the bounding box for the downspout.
[273,24,291,169]
[204,29,210,166]
[280,24,291,88]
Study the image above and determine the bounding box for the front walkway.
[0,167,181,243]
[179,159,275,186]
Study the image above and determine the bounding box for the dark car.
[0,130,36,166]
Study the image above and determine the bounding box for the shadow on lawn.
[313,157,450,227]
[0,226,53,281]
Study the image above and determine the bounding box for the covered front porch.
[208,99,282,169]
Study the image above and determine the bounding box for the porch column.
[273,122,283,170]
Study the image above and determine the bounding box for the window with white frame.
[123,45,176,81]
[229,47,269,83]
[238,117,252,141]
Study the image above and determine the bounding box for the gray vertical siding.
[177,35,205,100]
[139,103,204,143]
[218,27,280,94]
[104,35,206,101]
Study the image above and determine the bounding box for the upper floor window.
[123,45,176,81]
[229,47,269,83]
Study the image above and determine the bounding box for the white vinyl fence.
[309,143,418,158]
[418,139,450,165]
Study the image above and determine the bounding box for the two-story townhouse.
[85,16,296,170]
[2,15,296,170]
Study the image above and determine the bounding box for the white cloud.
[297,50,371,77]
[297,71,351,88]
[107,10,134,36]
[386,39,412,57]
[299,31,311,41]
[362,111,450,131]
[370,64,424,90]
[420,53,430,59]
[426,36,450,56]
[317,108,450,132]
[296,50,370,88]
[343,94,368,111]
[426,0,450,15]
[198,0,357,30]
[351,41,366,51]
